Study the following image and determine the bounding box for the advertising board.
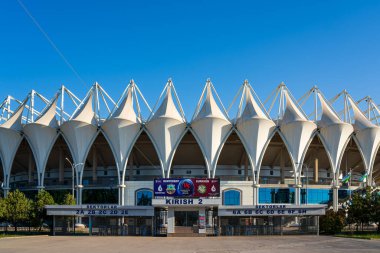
[154,178,220,198]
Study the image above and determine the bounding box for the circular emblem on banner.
[197,184,207,194]
[166,184,176,195]
[177,179,194,196]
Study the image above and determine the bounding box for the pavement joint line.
[0,235,49,240]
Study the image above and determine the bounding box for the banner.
[154,178,220,198]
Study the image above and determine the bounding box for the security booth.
[152,178,221,237]
[46,205,154,236]
[218,204,326,236]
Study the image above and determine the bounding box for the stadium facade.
[0,79,379,236]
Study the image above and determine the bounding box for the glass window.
[136,189,153,206]
[259,188,295,204]
[301,189,332,204]
[223,189,241,205]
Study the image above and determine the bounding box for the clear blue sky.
[1,0,380,118]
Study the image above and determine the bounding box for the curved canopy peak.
[317,93,342,128]
[281,90,307,125]
[348,96,376,130]
[111,88,140,123]
[33,99,58,128]
[238,86,269,122]
[193,84,228,122]
[150,84,184,123]
[0,103,25,131]
[71,93,96,125]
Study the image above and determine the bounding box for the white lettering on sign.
[165,199,205,205]
[219,207,325,217]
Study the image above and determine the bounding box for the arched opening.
[259,132,294,204]
[135,188,153,206]
[10,139,38,199]
[44,135,74,203]
[340,137,366,193]
[124,131,161,181]
[222,189,242,205]
[82,132,118,204]
[300,134,333,204]
[170,130,207,178]
[372,145,380,187]
[0,156,3,197]
[215,131,250,181]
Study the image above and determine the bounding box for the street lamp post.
[65,158,84,199]
[65,158,76,197]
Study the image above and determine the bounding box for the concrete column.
[333,185,340,212]
[207,208,213,227]
[280,148,285,184]
[314,157,319,183]
[36,185,44,192]
[92,149,97,183]
[76,184,83,205]
[59,148,64,183]
[294,184,302,205]
[167,208,175,234]
[128,155,134,181]
[28,152,34,183]
[198,208,206,235]
[118,184,126,206]
[2,187,10,197]
[253,184,260,205]
[244,155,249,181]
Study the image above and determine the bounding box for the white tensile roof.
[191,82,232,177]
[236,85,276,183]
[60,93,98,177]
[348,96,380,174]
[0,103,25,187]
[317,93,353,176]
[23,99,59,186]
[146,82,186,177]
[102,85,141,180]
[280,90,317,178]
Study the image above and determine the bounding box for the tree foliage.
[320,209,346,234]
[347,187,380,232]
[62,193,76,205]
[0,197,5,219]
[32,190,55,230]
[4,190,32,231]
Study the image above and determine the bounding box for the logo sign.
[154,178,220,198]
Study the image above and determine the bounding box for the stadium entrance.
[152,198,221,236]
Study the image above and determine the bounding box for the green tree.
[370,189,380,233]
[61,193,75,233]
[33,190,55,231]
[61,193,75,205]
[0,197,5,219]
[320,209,346,234]
[4,190,32,232]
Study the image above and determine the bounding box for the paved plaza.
[0,235,379,253]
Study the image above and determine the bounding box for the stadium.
[0,79,379,236]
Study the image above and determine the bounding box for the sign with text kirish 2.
[154,178,220,198]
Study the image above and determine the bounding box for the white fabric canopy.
[0,104,25,187]
[348,97,380,174]
[23,100,59,186]
[236,87,276,182]
[146,85,186,177]
[102,88,141,181]
[191,85,232,177]
[317,93,353,175]
[280,91,317,176]
[60,94,98,178]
